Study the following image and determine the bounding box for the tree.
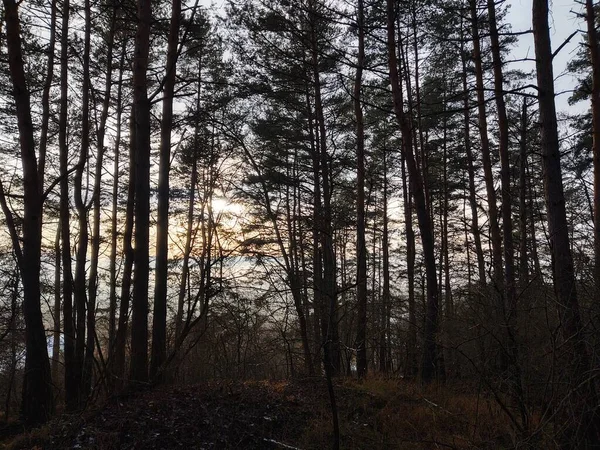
[354,0,368,379]
[1,0,54,424]
[151,0,182,382]
[532,0,600,444]
[387,0,439,383]
[130,0,152,384]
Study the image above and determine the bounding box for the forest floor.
[1,378,547,449]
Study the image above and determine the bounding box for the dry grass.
[297,377,558,449]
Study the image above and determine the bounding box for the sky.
[198,0,587,114]
[507,0,587,114]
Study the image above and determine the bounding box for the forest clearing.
[0,0,600,447]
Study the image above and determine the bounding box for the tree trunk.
[401,146,417,379]
[151,0,182,381]
[112,110,137,388]
[37,0,57,186]
[586,0,600,304]
[3,0,54,424]
[130,0,152,384]
[86,3,118,398]
[108,41,126,360]
[75,0,91,401]
[380,148,390,373]
[460,17,486,288]
[52,222,61,384]
[519,99,529,285]
[533,0,600,443]
[387,0,439,383]
[488,0,527,427]
[58,0,78,410]
[488,0,516,323]
[354,0,368,379]
[470,0,503,292]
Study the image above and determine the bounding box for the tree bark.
[533,0,600,443]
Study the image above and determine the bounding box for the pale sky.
[199,0,586,113]
[507,0,587,114]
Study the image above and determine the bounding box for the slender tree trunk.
[533,0,600,443]
[52,221,61,385]
[176,56,202,344]
[488,0,527,428]
[108,41,126,359]
[112,110,136,388]
[401,149,417,379]
[460,17,486,288]
[380,149,390,373]
[307,2,339,445]
[519,99,529,285]
[527,163,543,281]
[387,0,439,383]
[151,0,182,381]
[488,0,516,322]
[74,0,91,402]
[86,4,117,398]
[306,83,323,373]
[38,0,57,186]
[470,0,503,291]
[58,0,77,410]
[3,0,54,424]
[309,0,339,378]
[586,0,600,303]
[5,268,18,421]
[130,0,152,384]
[354,0,368,379]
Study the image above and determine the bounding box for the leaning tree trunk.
[387,0,439,383]
[533,0,600,444]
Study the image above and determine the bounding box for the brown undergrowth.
[2,377,554,449]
